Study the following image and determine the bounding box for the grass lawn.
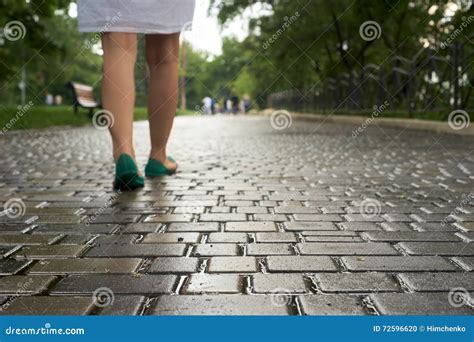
[0,105,196,132]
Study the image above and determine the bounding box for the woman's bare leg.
[101,32,137,161]
[145,33,180,170]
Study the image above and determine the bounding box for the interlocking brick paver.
[298,242,398,255]
[0,275,56,295]
[398,242,474,256]
[148,295,290,315]
[28,258,142,274]
[283,222,337,231]
[99,296,146,315]
[15,245,88,259]
[1,116,473,315]
[141,233,201,244]
[226,222,277,232]
[148,257,200,274]
[315,273,400,292]
[0,296,94,315]
[370,293,473,315]
[86,244,186,257]
[194,243,239,256]
[298,295,366,315]
[51,275,177,295]
[252,274,307,293]
[184,274,243,293]
[208,232,248,243]
[208,256,258,273]
[398,272,474,291]
[266,256,338,272]
[342,256,457,271]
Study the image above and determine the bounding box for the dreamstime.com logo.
[270,110,292,130]
[92,109,115,130]
[92,287,115,307]
[448,109,470,130]
[270,288,292,307]
[2,20,27,41]
[2,198,26,219]
[4,323,85,336]
[359,198,382,219]
[359,21,382,41]
[448,287,472,308]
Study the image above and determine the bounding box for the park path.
[0,114,473,315]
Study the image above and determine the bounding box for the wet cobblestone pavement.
[0,115,473,315]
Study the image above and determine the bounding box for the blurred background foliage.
[0,0,472,120]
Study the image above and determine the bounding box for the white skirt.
[77,0,196,34]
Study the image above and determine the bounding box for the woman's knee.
[102,32,138,57]
[145,33,180,69]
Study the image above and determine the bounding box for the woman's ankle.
[113,146,136,161]
[149,149,167,162]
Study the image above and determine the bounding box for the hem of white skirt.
[78,25,190,34]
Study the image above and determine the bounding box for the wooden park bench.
[67,82,101,116]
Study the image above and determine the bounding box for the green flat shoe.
[113,153,145,191]
[145,156,177,177]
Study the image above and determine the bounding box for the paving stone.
[411,222,458,232]
[453,257,474,271]
[0,246,18,258]
[167,223,219,232]
[0,296,94,315]
[60,234,94,244]
[342,256,457,271]
[194,244,239,256]
[0,275,56,295]
[298,242,398,255]
[364,231,460,242]
[236,207,269,214]
[208,232,248,243]
[370,293,473,315]
[305,235,364,242]
[35,224,117,234]
[380,222,413,231]
[51,275,177,295]
[315,273,400,292]
[226,222,277,232]
[247,243,294,255]
[86,244,186,257]
[266,256,338,272]
[284,222,337,231]
[398,272,474,291]
[252,274,307,293]
[293,214,343,222]
[93,234,138,244]
[148,295,290,315]
[0,234,59,245]
[15,245,88,259]
[0,260,31,275]
[403,241,474,255]
[148,257,200,274]
[144,214,193,223]
[28,258,142,274]
[184,274,243,294]
[208,257,258,273]
[142,233,201,244]
[298,295,366,315]
[121,223,161,233]
[339,222,382,231]
[253,214,288,221]
[99,295,146,315]
[255,232,297,242]
[199,214,247,222]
